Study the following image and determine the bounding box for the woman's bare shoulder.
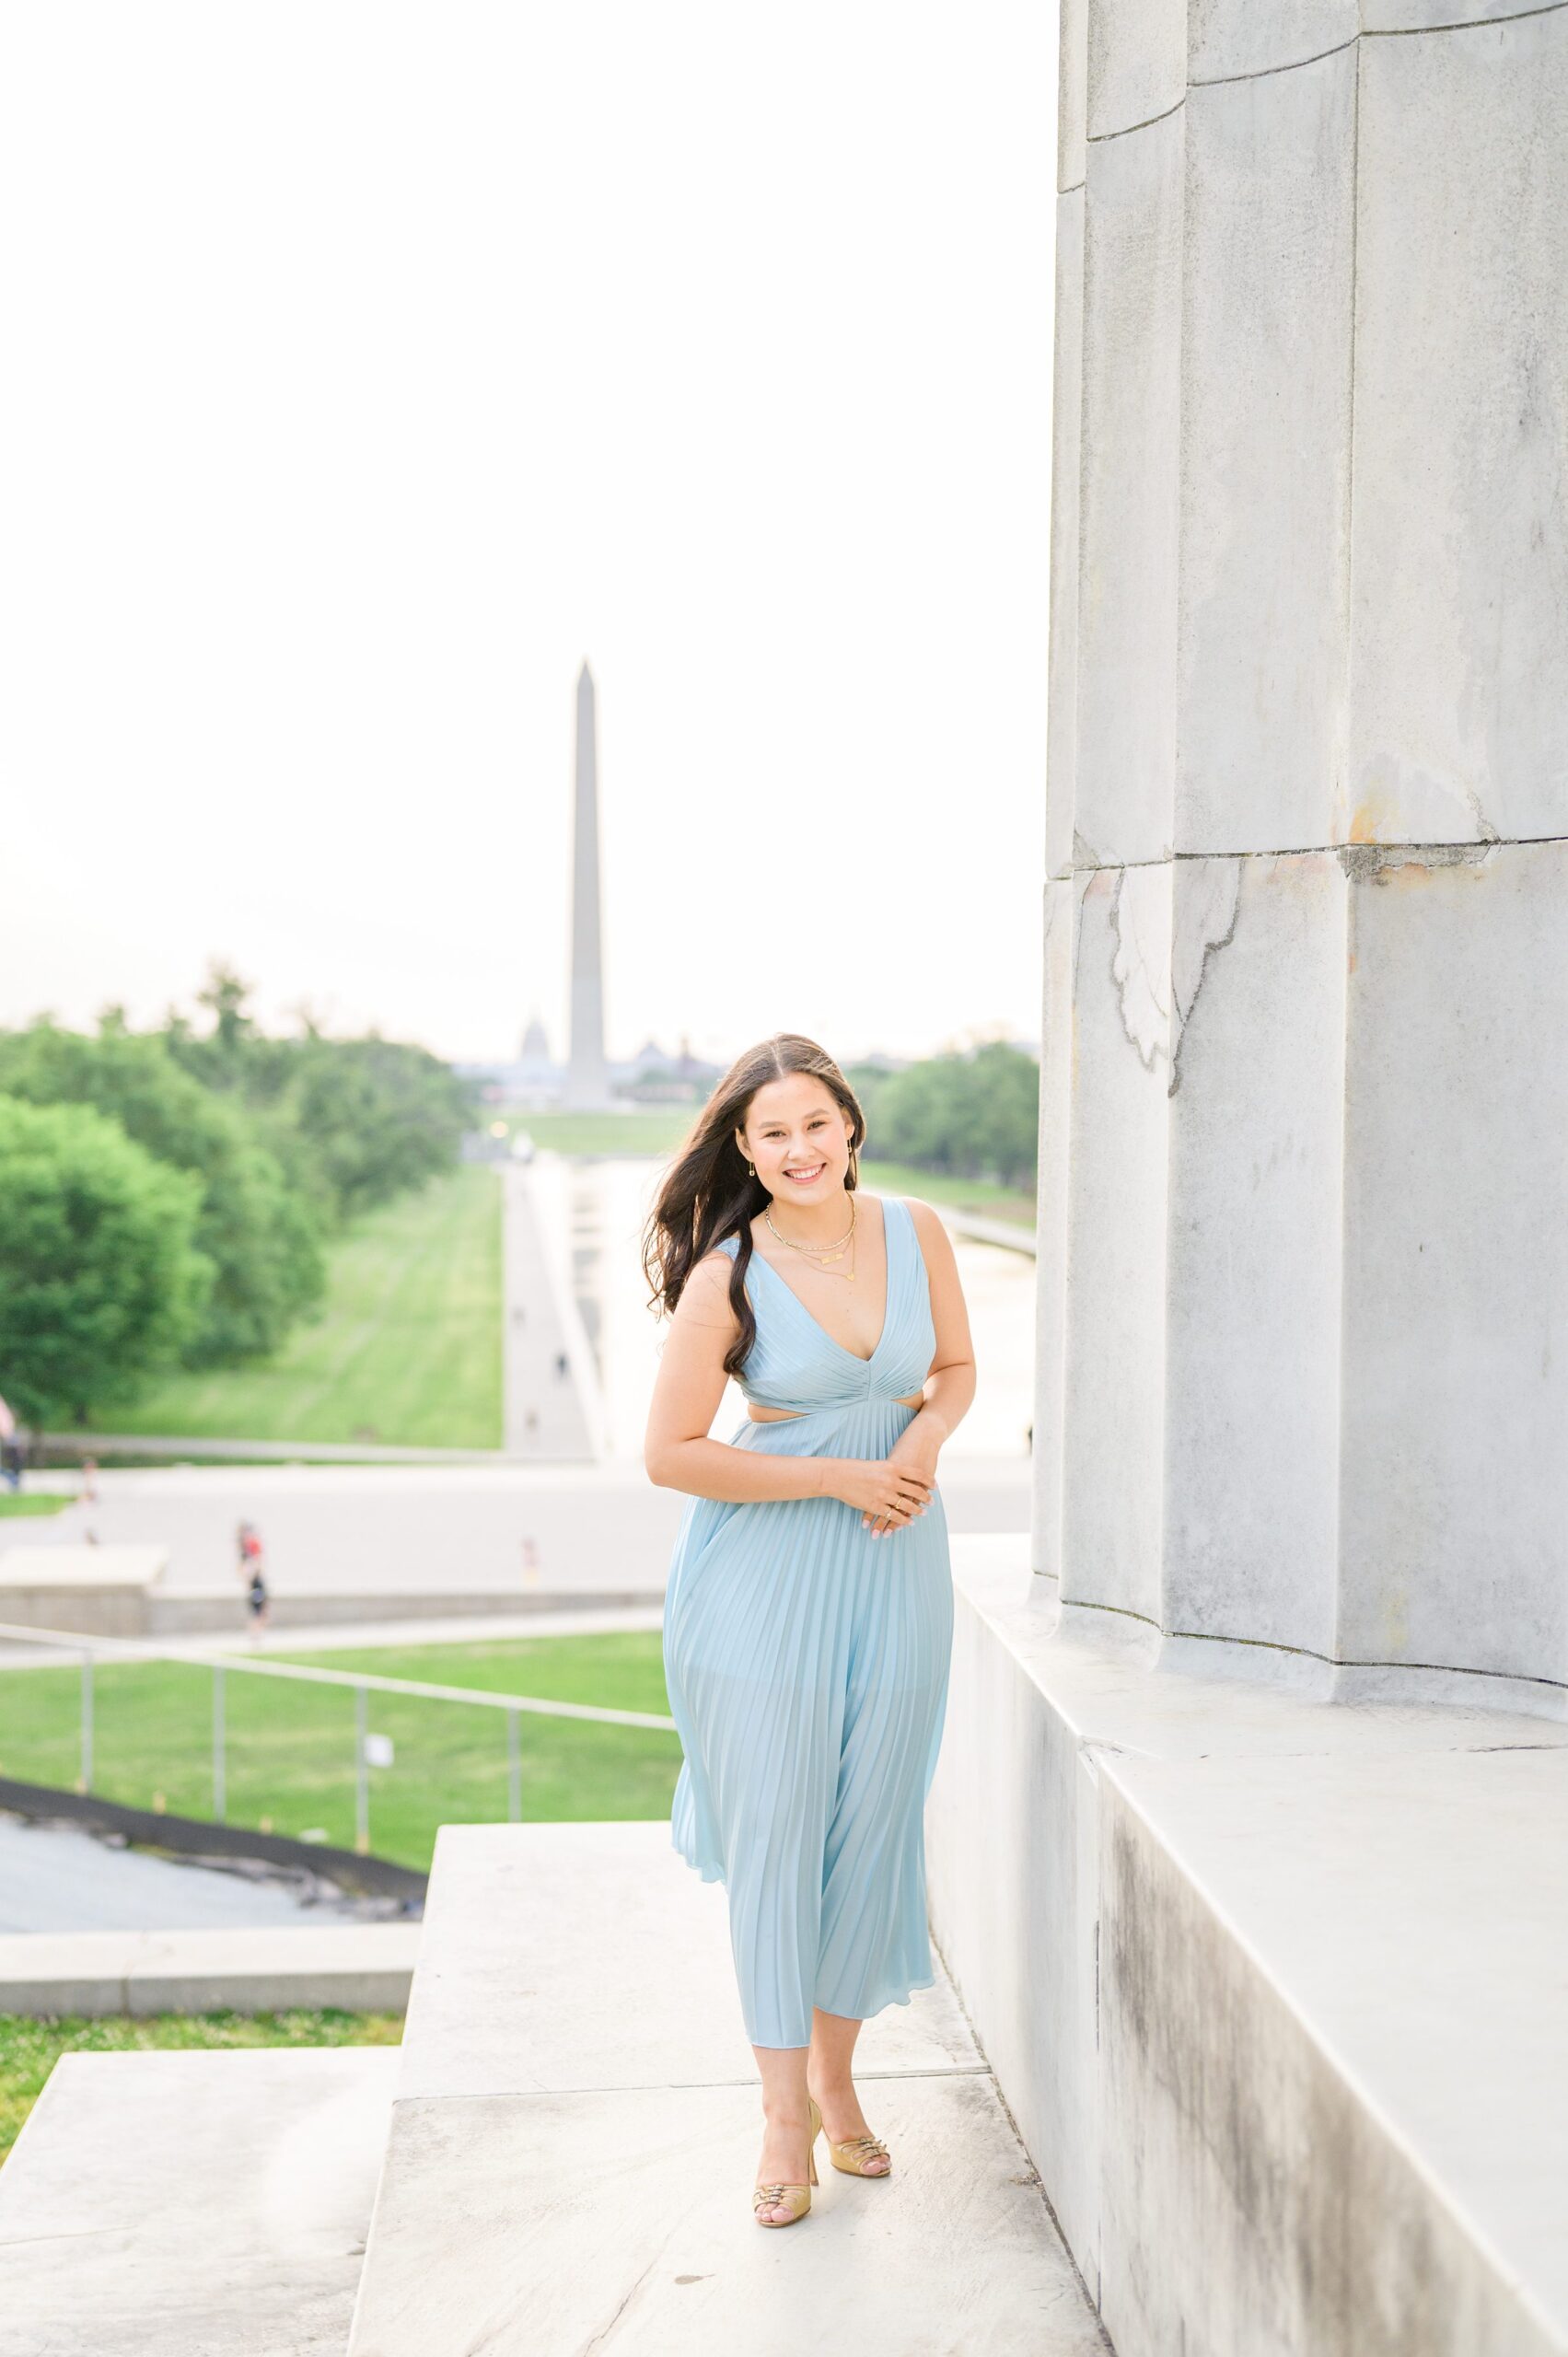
[679,1241,741,1324]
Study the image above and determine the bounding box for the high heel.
[821,2114,891,2177]
[752,2096,822,2226]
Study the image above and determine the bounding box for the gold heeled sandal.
[751,2096,822,2226]
[822,2124,891,2177]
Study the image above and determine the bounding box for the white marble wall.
[1039,5,1568,1713]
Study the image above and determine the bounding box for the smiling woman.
[640,1033,976,2226]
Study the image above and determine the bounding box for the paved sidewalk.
[502,1162,600,1458]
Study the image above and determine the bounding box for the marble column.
[563,660,616,1111]
[1037,4,1568,1716]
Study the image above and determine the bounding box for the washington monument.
[563,660,616,1110]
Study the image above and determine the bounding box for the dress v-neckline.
[748,1195,899,1366]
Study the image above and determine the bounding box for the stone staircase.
[0,1820,1112,2356]
[0,2046,396,2357]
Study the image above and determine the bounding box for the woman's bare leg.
[751,2043,815,2223]
[807,2007,889,2171]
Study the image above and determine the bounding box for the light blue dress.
[662,1194,954,2049]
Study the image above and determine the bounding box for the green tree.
[0,1022,325,1365]
[0,1096,212,1428]
[164,969,475,1223]
[854,1043,1039,1189]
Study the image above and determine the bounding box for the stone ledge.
[0,1921,422,2017]
[927,1537,1568,2357]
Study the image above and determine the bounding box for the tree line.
[848,1040,1038,1192]
[0,968,474,1432]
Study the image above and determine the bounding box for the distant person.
[80,1454,99,1504]
[238,1521,270,1640]
[0,1393,21,1492]
[245,1557,271,1642]
[554,1351,569,1379]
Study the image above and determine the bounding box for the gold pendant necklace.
[763,1195,857,1268]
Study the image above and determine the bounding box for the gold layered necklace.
[763,1191,858,1280]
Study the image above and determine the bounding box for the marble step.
[0,2045,398,2356]
[0,1921,421,2014]
[346,1820,1109,2356]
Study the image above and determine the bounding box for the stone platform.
[928,1538,1568,2357]
[345,1820,1109,2355]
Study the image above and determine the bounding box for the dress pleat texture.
[661,1194,954,2048]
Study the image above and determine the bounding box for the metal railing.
[0,1619,677,1856]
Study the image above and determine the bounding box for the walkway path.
[0,1461,1029,1618]
[501,1160,601,1458]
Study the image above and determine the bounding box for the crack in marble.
[1167,858,1242,1098]
[1086,95,1185,146]
[1090,0,1568,150]
[1052,829,1567,878]
[577,2248,662,2354]
[1109,867,1171,1072]
[1366,0,1568,31]
[1063,1596,1568,1695]
[1336,839,1499,880]
[1191,32,1360,90]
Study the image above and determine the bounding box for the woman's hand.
[871,1414,945,1536]
[838,1457,935,1536]
[830,1457,935,1538]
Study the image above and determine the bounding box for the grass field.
[97,1166,503,1450]
[860,1157,1034,1225]
[506,1108,691,1155]
[0,1495,71,1519]
[0,1632,679,1875]
[0,2008,403,2167]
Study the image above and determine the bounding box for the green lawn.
[859,1157,1035,1226]
[505,1108,691,1155]
[0,1494,72,1519]
[96,1166,503,1450]
[0,2009,403,2167]
[0,1632,679,1875]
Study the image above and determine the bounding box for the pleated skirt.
[661,1397,954,2049]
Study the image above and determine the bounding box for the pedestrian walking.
[238,1520,271,1641]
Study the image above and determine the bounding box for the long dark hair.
[642,1033,865,1379]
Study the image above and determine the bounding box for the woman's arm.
[644,1252,842,1503]
[877,1202,978,1519]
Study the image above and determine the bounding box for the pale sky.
[1,6,1056,1069]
